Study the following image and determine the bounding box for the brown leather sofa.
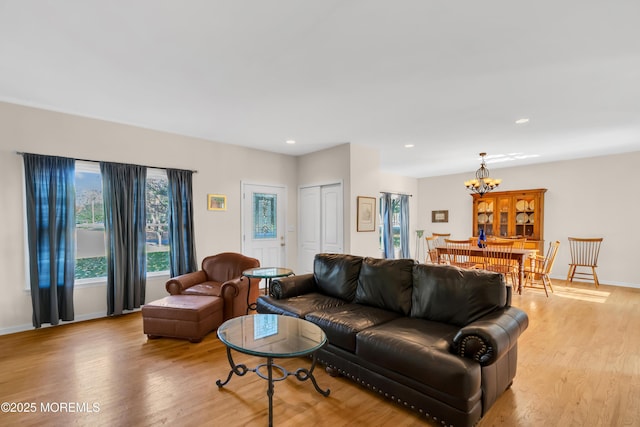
[166,252,261,320]
[257,254,529,427]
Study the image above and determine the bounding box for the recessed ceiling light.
[286,140,296,144]
[404,144,415,148]
[515,118,530,124]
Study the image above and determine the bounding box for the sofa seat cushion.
[356,317,481,401]
[305,304,401,352]
[256,293,346,318]
[182,281,223,297]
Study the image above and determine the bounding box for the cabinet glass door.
[515,196,536,238]
[497,198,510,237]
[476,198,494,236]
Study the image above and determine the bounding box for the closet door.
[321,183,343,254]
[299,186,321,274]
[298,183,344,274]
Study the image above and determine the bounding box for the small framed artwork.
[208,194,227,211]
[357,196,376,232]
[432,210,449,223]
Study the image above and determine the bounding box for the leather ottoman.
[142,295,223,343]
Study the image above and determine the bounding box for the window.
[145,169,170,274]
[75,162,106,280]
[379,195,402,250]
[253,192,277,239]
[74,162,170,281]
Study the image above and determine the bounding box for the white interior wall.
[0,102,298,333]
[417,153,640,287]
[297,144,351,255]
[349,144,383,258]
[2,100,637,333]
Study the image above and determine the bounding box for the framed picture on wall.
[357,196,376,232]
[432,210,448,223]
[208,194,227,211]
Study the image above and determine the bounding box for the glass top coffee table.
[216,314,330,426]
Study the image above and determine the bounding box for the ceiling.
[1,0,640,178]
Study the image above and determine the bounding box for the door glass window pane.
[253,193,277,239]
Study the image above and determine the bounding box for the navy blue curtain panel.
[100,162,147,315]
[166,169,197,277]
[23,154,76,328]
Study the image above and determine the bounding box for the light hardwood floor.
[1,280,639,427]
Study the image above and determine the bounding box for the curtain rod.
[16,151,198,174]
[380,191,413,197]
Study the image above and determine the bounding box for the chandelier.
[464,152,502,197]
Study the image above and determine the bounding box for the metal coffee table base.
[216,346,330,426]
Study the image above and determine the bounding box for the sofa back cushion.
[354,257,415,315]
[411,264,507,326]
[314,254,363,301]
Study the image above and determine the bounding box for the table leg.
[518,256,524,294]
[216,346,249,387]
[244,276,257,314]
[293,352,330,396]
[267,357,274,427]
[217,348,329,426]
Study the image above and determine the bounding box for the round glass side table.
[242,267,294,312]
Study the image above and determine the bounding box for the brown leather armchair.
[165,252,261,320]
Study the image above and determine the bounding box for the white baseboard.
[0,309,140,336]
[549,275,640,289]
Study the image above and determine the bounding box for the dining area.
[426,233,560,297]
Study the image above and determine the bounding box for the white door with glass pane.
[242,183,286,269]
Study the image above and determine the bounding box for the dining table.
[435,245,537,294]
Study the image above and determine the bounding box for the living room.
[2,1,640,425]
[2,101,639,333]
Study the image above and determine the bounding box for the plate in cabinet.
[516,213,528,224]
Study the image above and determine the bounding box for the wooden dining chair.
[425,236,440,264]
[566,237,603,287]
[468,237,485,265]
[483,241,516,285]
[494,237,527,279]
[444,239,479,269]
[432,233,451,248]
[524,240,560,296]
[493,236,527,249]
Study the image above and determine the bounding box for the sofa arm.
[271,274,317,299]
[165,270,207,295]
[452,307,529,366]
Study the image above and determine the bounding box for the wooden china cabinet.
[471,188,547,253]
